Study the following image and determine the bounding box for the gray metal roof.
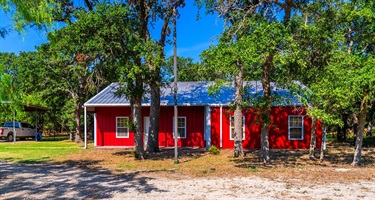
[84,81,304,107]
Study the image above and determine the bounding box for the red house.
[83,82,323,149]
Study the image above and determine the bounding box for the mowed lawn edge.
[0,140,83,164]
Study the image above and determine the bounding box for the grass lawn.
[0,140,83,164]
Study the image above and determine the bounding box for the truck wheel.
[6,133,13,142]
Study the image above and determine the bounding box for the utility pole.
[173,5,179,164]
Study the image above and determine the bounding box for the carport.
[1,102,48,142]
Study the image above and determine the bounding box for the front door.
[144,117,150,149]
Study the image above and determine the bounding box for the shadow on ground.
[231,142,375,169]
[113,148,208,161]
[0,159,167,199]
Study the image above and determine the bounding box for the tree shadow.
[0,159,167,199]
[112,147,208,161]
[231,143,375,169]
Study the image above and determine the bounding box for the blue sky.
[0,2,223,62]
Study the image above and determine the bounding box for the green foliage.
[0,53,25,122]
[163,56,206,82]
[300,0,375,126]
[0,0,56,34]
[201,17,297,106]
[208,145,220,155]
[248,167,259,172]
[32,3,140,134]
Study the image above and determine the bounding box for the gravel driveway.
[1,162,375,199]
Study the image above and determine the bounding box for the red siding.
[158,106,205,147]
[96,107,135,146]
[269,107,322,149]
[210,106,322,149]
[96,105,322,149]
[96,106,205,147]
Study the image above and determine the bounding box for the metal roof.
[84,81,304,107]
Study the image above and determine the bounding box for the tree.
[126,0,185,153]
[296,0,375,165]
[0,0,57,37]
[0,53,23,122]
[163,56,206,82]
[29,3,139,143]
[289,0,342,159]
[325,0,375,166]
[199,0,306,161]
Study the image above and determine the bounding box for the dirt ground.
[1,161,375,200]
[1,139,375,199]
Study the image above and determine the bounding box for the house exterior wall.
[96,107,134,146]
[210,106,322,149]
[95,106,205,147]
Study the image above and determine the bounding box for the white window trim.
[116,116,129,138]
[173,116,187,139]
[288,115,304,140]
[230,116,245,140]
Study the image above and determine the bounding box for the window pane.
[230,117,234,128]
[291,117,296,126]
[117,118,127,127]
[290,116,303,127]
[117,127,128,137]
[290,128,302,139]
[178,128,185,137]
[174,117,186,138]
[178,118,185,128]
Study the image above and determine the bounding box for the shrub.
[131,150,141,159]
[208,145,220,155]
[248,167,259,172]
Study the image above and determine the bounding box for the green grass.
[0,141,83,164]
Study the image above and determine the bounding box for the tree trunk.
[74,103,82,143]
[147,84,160,153]
[336,125,341,140]
[260,54,273,163]
[353,111,358,135]
[352,95,369,166]
[309,117,317,160]
[367,121,373,136]
[233,60,244,158]
[131,91,145,159]
[343,113,348,141]
[320,123,326,161]
[366,100,375,136]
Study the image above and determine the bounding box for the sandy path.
[1,162,374,199]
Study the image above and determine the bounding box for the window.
[230,116,245,140]
[288,116,304,140]
[173,117,186,138]
[4,122,19,128]
[116,117,129,138]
